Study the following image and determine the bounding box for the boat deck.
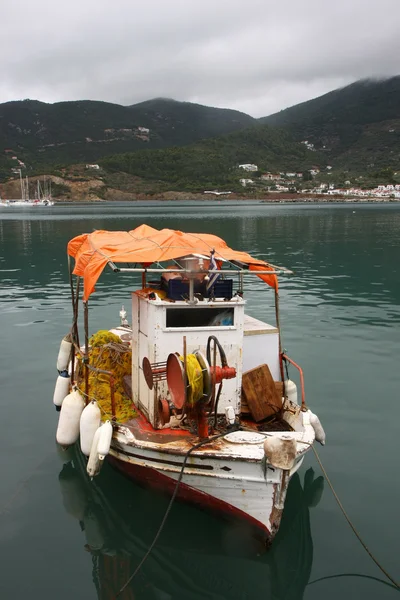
[114,404,314,462]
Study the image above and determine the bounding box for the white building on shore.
[238,164,258,172]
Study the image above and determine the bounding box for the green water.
[0,202,399,600]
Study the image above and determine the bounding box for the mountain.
[127,98,256,142]
[100,124,317,192]
[3,77,399,184]
[0,98,255,176]
[260,77,400,171]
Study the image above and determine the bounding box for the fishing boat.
[0,170,54,207]
[53,224,326,544]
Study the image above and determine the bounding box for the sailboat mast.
[19,169,24,201]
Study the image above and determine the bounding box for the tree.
[303,170,313,181]
[372,167,395,183]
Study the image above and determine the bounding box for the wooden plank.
[240,396,251,414]
[275,381,284,399]
[240,381,282,414]
[241,365,282,422]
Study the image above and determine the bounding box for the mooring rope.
[308,572,399,592]
[114,438,399,595]
[312,446,399,589]
[114,430,232,598]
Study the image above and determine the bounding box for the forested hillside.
[260,77,400,170]
[0,97,255,178]
[101,125,317,191]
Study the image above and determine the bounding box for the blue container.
[208,279,233,299]
[162,278,206,300]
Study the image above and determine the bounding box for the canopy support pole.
[68,258,81,383]
[113,266,287,275]
[239,272,244,294]
[84,301,89,405]
[275,290,285,392]
[71,276,81,382]
[74,277,81,348]
[68,256,76,382]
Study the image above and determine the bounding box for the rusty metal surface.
[118,402,315,463]
[142,357,167,390]
[158,398,170,426]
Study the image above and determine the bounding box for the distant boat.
[204,190,232,196]
[0,169,54,207]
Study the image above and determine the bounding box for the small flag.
[206,250,220,291]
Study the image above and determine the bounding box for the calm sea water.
[0,201,399,600]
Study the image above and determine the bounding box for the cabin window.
[166,307,234,328]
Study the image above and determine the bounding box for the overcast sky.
[1,0,400,117]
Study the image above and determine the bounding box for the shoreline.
[2,175,399,204]
[56,194,400,204]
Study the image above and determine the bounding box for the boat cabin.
[131,281,280,428]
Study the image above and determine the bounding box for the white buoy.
[285,379,298,405]
[87,427,102,478]
[56,389,85,446]
[57,334,72,372]
[97,420,113,460]
[309,410,326,445]
[80,401,101,456]
[53,372,71,408]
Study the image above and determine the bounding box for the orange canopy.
[68,224,278,300]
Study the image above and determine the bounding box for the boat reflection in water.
[58,444,324,600]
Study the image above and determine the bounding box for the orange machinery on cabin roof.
[67,223,278,301]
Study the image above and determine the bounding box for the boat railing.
[282,354,306,409]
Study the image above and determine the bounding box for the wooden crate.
[241,365,283,422]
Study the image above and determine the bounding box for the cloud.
[1,0,399,116]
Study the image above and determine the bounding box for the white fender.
[309,410,326,445]
[57,335,72,372]
[97,421,113,460]
[87,427,102,478]
[80,401,101,456]
[284,379,298,405]
[53,372,71,407]
[56,389,85,446]
[264,435,297,470]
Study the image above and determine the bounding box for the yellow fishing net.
[182,354,204,405]
[78,330,136,423]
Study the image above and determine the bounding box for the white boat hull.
[108,422,313,541]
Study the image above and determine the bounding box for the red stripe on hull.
[107,455,271,543]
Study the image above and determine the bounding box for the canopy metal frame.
[67,252,292,406]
